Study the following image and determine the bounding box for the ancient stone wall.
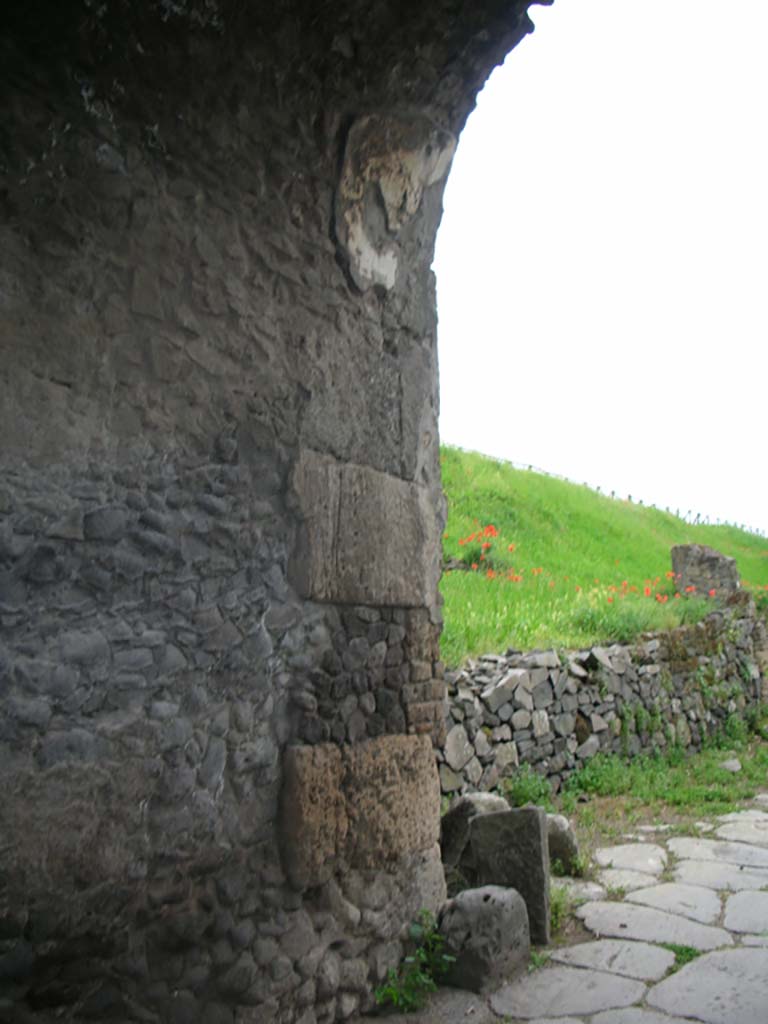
[440,596,768,797]
[0,2,546,1021]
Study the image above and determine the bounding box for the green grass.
[440,446,768,665]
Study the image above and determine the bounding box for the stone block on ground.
[440,793,509,869]
[438,885,530,994]
[671,543,740,597]
[547,813,580,875]
[466,807,550,944]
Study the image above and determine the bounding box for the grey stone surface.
[672,858,768,892]
[292,450,441,608]
[723,890,768,933]
[490,964,646,1019]
[667,836,768,869]
[742,932,768,947]
[626,882,723,925]
[550,938,674,981]
[594,843,667,875]
[552,878,606,903]
[547,814,580,875]
[468,808,550,945]
[439,885,530,993]
[598,868,661,892]
[444,725,475,773]
[576,900,733,950]
[591,1011,701,1024]
[647,947,768,1024]
[715,814,768,848]
[671,543,741,596]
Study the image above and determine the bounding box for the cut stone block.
[468,808,550,944]
[594,843,666,875]
[723,890,768,933]
[290,448,440,606]
[576,900,733,951]
[440,793,509,869]
[489,964,645,1019]
[550,938,674,981]
[626,882,722,925]
[280,735,440,887]
[439,885,530,993]
[647,947,768,1024]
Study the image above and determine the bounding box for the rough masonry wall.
[0,2,546,1021]
[439,597,768,798]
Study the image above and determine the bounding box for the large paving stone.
[715,817,768,848]
[591,1011,705,1024]
[594,843,666,875]
[576,901,733,950]
[593,1007,708,1024]
[598,868,660,892]
[550,938,674,981]
[742,932,768,946]
[489,964,645,1019]
[552,877,606,903]
[668,836,768,869]
[647,947,768,1024]
[723,889,768,933]
[468,808,550,944]
[626,882,722,925]
[673,858,768,892]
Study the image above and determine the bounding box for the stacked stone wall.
[439,597,768,797]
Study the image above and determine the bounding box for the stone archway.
[0,3,551,1020]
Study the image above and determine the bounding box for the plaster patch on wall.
[335,113,456,291]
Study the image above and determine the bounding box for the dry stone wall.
[439,596,768,797]
[0,2,543,1022]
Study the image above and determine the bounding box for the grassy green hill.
[440,446,768,666]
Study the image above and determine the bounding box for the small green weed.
[528,950,550,972]
[549,884,574,934]
[374,910,455,1012]
[501,764,554,811]
[660,943,701,972]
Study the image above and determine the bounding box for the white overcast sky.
[434,0,767,534]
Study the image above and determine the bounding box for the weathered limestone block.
[280,744,348,890]
[671,544,740,596]
[280,735,440,888]
[290,449,440,607]
[439,885,530,993]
